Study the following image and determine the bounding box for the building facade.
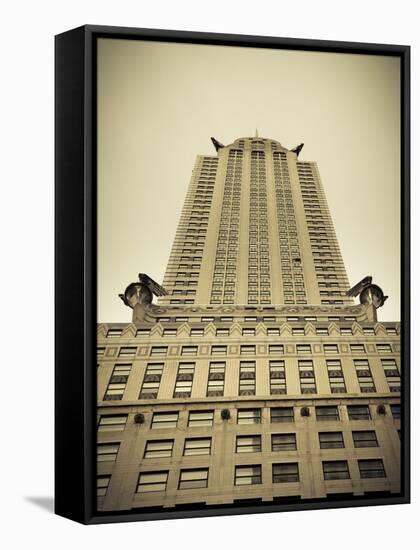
[96,136,401,512]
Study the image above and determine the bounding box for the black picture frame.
[55,24,410,525]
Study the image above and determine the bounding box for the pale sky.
[97,38,400,323]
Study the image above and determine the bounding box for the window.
[323,344,338,354]
[272,463,299,483]
[390,404,401,419]
[216,328,230,336]
[239,361,256,395]
[264,316,276,322]
[382,359,400,392]
[347,405,371,420]
[240,345,256,355]
[207,362,225,396]
[144,440,174,458]
[319,432,344,449]
[350,344,365,354]
[326,359,346,393]
[97,347,105,359]
[97,443,120,462]
[269,344,284,355]
[270,360,286,394]
[107,328,123,338]
[211,345,227,356]
[242,328,256,336]
[181,346,198,356]
[267,327,280,336]
[104,364,131,400]
[236,435,261,453]
[174,362,195,398]
[323,461,350,480]
[190,328,204,337]
[179,468,209,489]
[184,438,212,456]
[316,406,339,421]
[271,433,297,451]
[235,465,262,485]
[296,344,311,355]
[151,412,179,429]
[352,431,378,448]
[137,471,168,493]
[139,363,163,399]
[97,415,127,432]
[137,328,151,337]
[119,347,136,358]
[237,409,261,424]
[298,360,317,394]
[354,359,375,393]
[163,328,177,337]
[376,344,392,353]
[358,459,386,478]
[188,410,214,427]
[271,407,294,423]
[150,346,168,357]
[97,475,111,497]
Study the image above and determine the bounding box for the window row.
[100,342,397,359]
[150,315,381,324]
[103,357,400,400]
[98,430,384,463]
[97,404,401,431]
[97,459,387,497]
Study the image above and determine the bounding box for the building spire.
[211,137,224,152]
[255,128,259,138]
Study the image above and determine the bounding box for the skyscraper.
[97,135,400,513]
[159,136,352,308]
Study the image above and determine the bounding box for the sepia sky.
[97,38,400,323]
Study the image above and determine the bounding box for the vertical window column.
[381,359,401,392]
[326,359,346,393]
[207,361,226,396]
[173,362,195,398]
[354,359,376,393]
[139,363,164,399]
[239,361,256,396]
[269,360,286,394]
[104,364,131,401]
[298,360,317,394]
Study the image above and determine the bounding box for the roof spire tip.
[211,137,225,152]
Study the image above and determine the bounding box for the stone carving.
[346,276,388,309]
[119,273,167,308]
[145,303,366,316]
[119,274,168,323]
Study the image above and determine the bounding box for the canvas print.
[95,38,402,514]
